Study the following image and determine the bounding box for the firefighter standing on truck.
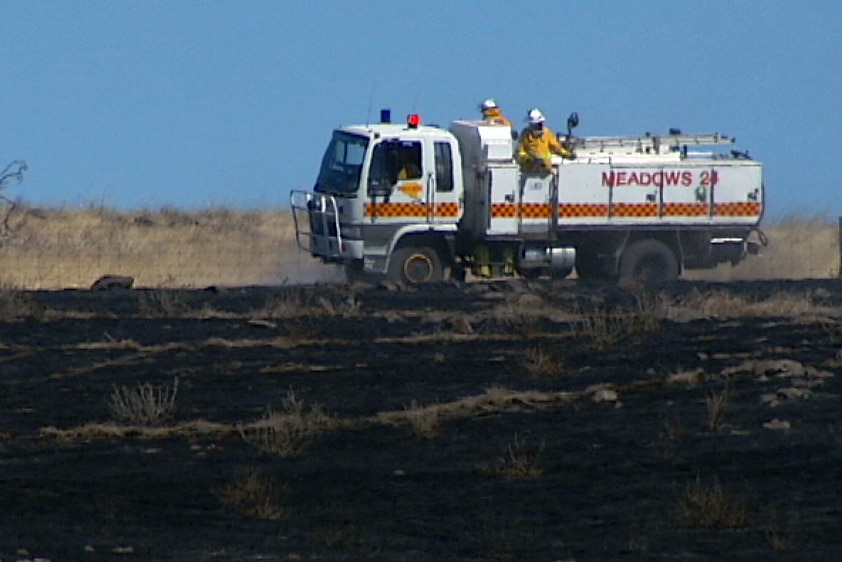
[479,98,512,127]
[517,108,574,174]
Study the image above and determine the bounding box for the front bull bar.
[289,190,343,260]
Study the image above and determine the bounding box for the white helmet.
[527,108,546,124]
[480,98,498,112]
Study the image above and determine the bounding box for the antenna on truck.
[365,82,377,127]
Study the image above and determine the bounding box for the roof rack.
[568,133,734,154]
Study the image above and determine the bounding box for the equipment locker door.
[556,163,610,226]
[660,165,712,225]
[710,163,763,225]
[486,165,520,235]
[518,173,554,235]
[607,164,659,223]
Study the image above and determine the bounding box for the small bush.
[677,476,748,528]
[493,433,545,480]
[215,467,286,520]
[522,344,565,376]
[107,378,178,426]
[402,400,441,438]
[571,291,662,349]
[706,383,731,431]
[239,387,331,456]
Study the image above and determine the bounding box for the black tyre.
[619,239,679,284]
[388,246,444,285]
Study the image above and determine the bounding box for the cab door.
[366,139,425,225]
[424,138,460,225]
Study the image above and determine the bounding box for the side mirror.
[566,112,580,136]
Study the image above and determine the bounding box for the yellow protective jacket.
[397,161,421,181]
[481,107,512,127]
[516,126,573,173]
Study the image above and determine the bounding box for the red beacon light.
[406,114,422,128]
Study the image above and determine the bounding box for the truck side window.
[434,141,454,192]
[369,140,422,194]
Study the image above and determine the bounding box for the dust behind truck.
[291,109,765,285]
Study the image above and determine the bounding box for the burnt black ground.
[0,280,841,561]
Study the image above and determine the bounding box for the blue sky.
[1,1,839,218]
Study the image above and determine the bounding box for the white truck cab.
[292,113,465,283]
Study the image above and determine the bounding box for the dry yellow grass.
[43,386,577,442]
[676,476,749,529]
[492,433,546,480]
[0,206,837,289]
[684,216,840,281]
[0,205,341,289]
[214,467,287,520]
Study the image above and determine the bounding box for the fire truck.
[290,110,765,284]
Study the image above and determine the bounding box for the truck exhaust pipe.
[521,246,576,271]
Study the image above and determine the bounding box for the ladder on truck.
[568,132,735,156]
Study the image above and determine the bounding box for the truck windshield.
[314,132,369,195]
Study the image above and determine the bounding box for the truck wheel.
[619,239,679,284]
[388,247,444,285]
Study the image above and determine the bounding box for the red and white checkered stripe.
[364,202,460,218]
[491,201,761,219]
[713,202,762,217]
[559,203,609,218]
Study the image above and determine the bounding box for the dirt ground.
[1,279,841,561]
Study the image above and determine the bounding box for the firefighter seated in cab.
[396,143,422,181]
[517,108,575,174]
[479,98,512,127]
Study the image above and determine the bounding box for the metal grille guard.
[289,190,342,258]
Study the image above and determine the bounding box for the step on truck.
[291,110,765,285]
